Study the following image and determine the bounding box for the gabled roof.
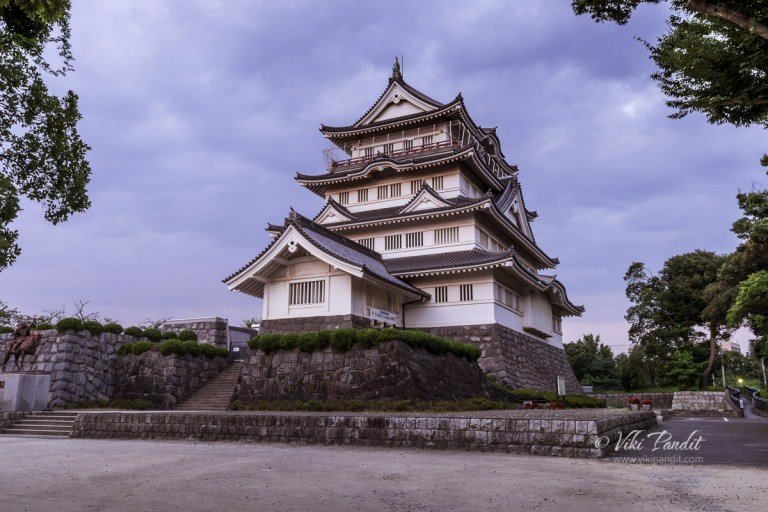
[224,211,427,300]
[399,183,452,213]
[313,198,355,224]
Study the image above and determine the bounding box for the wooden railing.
[329,139,461,170]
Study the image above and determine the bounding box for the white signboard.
[557,375,566,397]
[366,307,399,325]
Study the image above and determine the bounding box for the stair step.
[15,420,74,426]
[1,428,70,436]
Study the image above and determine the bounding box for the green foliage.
[117,341,153,356]
[157,339,227,359]
[82,320,102,335]
[159,339,186,356]
[0,0,92,271]
[177,329,198,341]
[180,339,200,356]
[141,328,162,342]
[0,325,13,334]
[564,334,620,390]
[200,343,229,359]
[247,329,481,361]
[666,351,705,389]
[230,398,511,413]
[161,331,177,340]
[102,322,123,334]
[35,322,53,330]
[124,326,143,338]
[55,317,83,332]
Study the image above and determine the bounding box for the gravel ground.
[0,436,764,512]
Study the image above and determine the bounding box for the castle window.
[383,143,394,154]
[338,192,349,205]
[459,284,474,302]
[553,316,562,334]
[403,139,413,151]
[434,227,459,245]
[384,234,402,251]
[289,280,325,306]
[364,147,374,158]
[405,231,423,248]
[357,188,368,202]
[358,238,375,250]
[421,135,433,147]
[410,179,425,194]
[390,183,401,197]
[496,285,520,312]
[377,185,389,200]
[431,176,444,190]
[434,286,448,303]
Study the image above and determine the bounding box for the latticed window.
[496,285,520,312]
[434,227,459,244]
[459,284,474,302]
[390,183,401,197]
[377,185,389,200]
[431,176,444,190]
[357,188,368,202]
[421,135,433,146]
[403,139,413,151]
[289,280,325,305]
[338,192,349,205]
[434,286,448,303]
[410,179,425,194]
[358,238,375,250]
[383,143,394,154]
[384,234,402,250]
[552,316,563,333]
[364,147,374,158]
[405,232,423,248]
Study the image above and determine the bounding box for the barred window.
[357,238,375,250]
[403,139,413,151]
[364,147,374,158]
[338,192,349,205]
[410,179,425,194]
[434,227,459,244]
[383,143,394,154]
[405,232,423,248]
[552,316,563,334]
[289,280,325,305]
[496,285,520,312]
[384,234,402,251]
[357,188,368,202]
[434,286,448,303]
[459,284,474,302]
[421,135,433,146]
[390,183,402,197]
[431,176,444,190]
[377,185,389,200]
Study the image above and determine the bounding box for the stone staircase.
[175,362,242,411]
[0,410,77,437]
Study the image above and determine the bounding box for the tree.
[564,334,620,389]
[572,1,768,133]
[0,0,91,271]
[624,250,730,388]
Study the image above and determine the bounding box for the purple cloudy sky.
[1,1,764,351]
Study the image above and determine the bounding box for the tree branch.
[686,0,768,41]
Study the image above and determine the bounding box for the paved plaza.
[1,435,764,512]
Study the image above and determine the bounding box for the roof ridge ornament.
[391,56,402,82]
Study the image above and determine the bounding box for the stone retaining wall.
[422,324,581,394]
[115,351,230,409]
[0,411,27,430]
[237,340,489,402]
[259,315,371,335]
[589,393,674,409]
[671,391,741,417]
[162,318,228,346]
[71,409,656,458]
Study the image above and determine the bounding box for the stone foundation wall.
[162,318,228,346]
[114,351,230,409]
[71,409,657,458]
[237,340,489,402]
[1,330,131,407]
[589,393,674,409]
[0,411,27,429]
[671,391,741,417]
[421,324,581,394]
[259,315,371,335]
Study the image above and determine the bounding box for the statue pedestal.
[0,373,51,411]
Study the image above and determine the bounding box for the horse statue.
[1,321,42,372]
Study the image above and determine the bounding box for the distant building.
[223,61,584,391]
[719,340,741,354]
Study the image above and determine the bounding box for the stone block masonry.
[423,323,582,394]
[237,340,489,402]
[671,391,742,417]
[71,409,657,458]
[259,315,372,334]
[589,393,674,410]
[162,317,229,346]
[0,411,27,430]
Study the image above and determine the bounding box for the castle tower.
[224,62,584,391]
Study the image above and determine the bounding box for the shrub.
[118,341,153,356]
[297,332,325,352]
[200,343,229,359]
[142,328,162,342]
[102,322,124,334]
[329,328,357,352]
[56,317,84,332]
[182,340,201,356]
[83,320,103,335]
[124,326,143,338]
[35,323,54,330]
[357,329,381,348]
[159,339,186,356]
[161,331,177,340]
[178,329,198,341]
[0,326,14,334]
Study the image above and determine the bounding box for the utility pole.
[762,358,767,388]
[721,350,727,389]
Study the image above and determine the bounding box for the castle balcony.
[328,138,463,172]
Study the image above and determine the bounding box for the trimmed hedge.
[247,328,481,361]
[124,326,143,338]
[56,317,84,332]
[158,339,228,359]
[36,323,54,331]
[161,331,177,340]
[178,330,198,341]
[83,320,103,335]
[103,323,124,334]
[117,341,153,356]
[142,328,162,342]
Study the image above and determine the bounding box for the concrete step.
[1,428,71,436]
[15,420,74,427]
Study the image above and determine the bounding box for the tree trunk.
[700,324,717,390]
[686,0,768,42]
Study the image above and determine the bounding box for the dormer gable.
[399,184,452,214]
[313,199,355,225]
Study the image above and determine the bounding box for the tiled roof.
[385,249,514,274]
